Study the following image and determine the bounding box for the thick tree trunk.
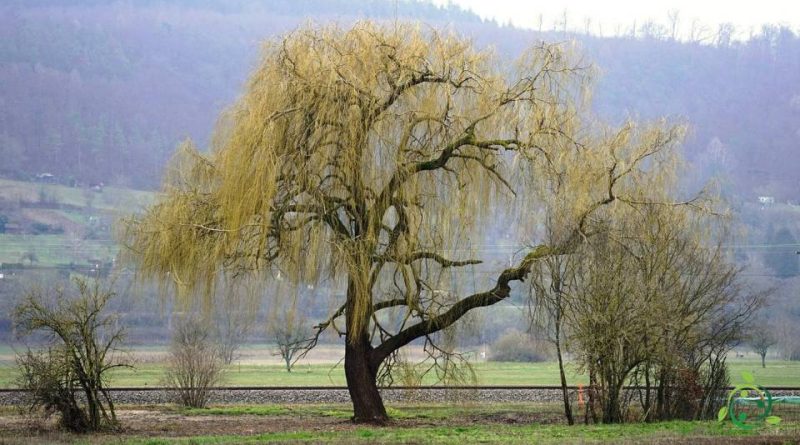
[761,352,766,368]
[343,275,388,424]
[344,336,388,423]
[337,245,549,423]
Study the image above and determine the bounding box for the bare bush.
[163,317,224,408]
[566,209,760,423]
[14,278,126,432]
[489,330,548,363]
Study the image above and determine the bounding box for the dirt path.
[0,405,568,443]
[0,408,797,444]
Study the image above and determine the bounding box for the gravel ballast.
[2,387,799,406]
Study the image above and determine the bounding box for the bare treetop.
[128,22,585,285]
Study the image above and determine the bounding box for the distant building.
[758,196,775,205]
[35,172,55,183]
[2,221,23,234]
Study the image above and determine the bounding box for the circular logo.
[717,372,781,429]
[725,384,773,430]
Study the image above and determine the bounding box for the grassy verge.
[110,419,798,445]
[0,358,798,388]
[177,402,564,420]
[1,402,798,444]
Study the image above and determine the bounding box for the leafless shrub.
[163,317,224,408]
[568,212,761,423]
[14,278,126,432]
[489,329,549,363]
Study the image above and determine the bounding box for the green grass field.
[0,233,117,266]
[0,353,797,388]
[105,358,800,388]
[119,421,793,445]
[0,178,153,212]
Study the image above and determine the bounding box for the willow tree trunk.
[344,280,389,424]
[344,336,387,423]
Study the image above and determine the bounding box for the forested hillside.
[0,0,480,188]
[0,0,798,200]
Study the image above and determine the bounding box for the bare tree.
[529,250,576,425]
[14,278,126,432]
[524,134,763,424]
[716,23,736,47]
[567,234,653,424]
[268,294,308,372]
[640,21,668,40]
[689,19,711,44]
[212,285,256,365]
[124,22,693,423]
[749,323,777,368]
[667,9,680,41]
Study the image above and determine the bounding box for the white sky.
[432,0,798,39]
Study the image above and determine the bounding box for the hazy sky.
[432,0,798,39]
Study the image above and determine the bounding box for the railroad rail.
[2,385,799,392]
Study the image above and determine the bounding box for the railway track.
[2,385,799,392]
[2,386,799,406]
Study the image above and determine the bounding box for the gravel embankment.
[0,388,566,406]
[2,388,798,406]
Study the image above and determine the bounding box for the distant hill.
[0,0,483,189]
[0,0,798,201]
[0,178,152,271]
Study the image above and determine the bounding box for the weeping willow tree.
[123,22,688,423]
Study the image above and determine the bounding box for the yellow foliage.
[121,21,691,343]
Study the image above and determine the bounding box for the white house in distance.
[758,196,775,205]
